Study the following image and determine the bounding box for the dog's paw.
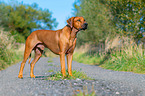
[69,74,73,76]
[30,74,35,78]
[62,74,67,78]
[18,75,23,79]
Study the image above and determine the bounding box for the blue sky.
[2,0,76,29]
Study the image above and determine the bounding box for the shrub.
[0,29,22,70]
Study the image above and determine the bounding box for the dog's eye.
[77,20,81,22]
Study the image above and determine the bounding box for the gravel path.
[0,57,145,96]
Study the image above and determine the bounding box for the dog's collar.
[66,24,80,31]
[66,24,71,29]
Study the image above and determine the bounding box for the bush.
[0,29,22,70]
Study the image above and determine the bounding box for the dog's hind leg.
[18,37,41,79]
[30,45,44,78]
[18,45,33,79]
[28,53,31,64]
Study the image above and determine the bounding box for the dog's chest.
[65,38,76,54]
[68,37,76,47]
[68,40,73,47]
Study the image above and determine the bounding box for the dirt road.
[0,57,145,96]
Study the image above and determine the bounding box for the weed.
[47,57,53,63]
[72,83,96,96]
[46,70,92,81]
[48,64,54,66]
[48,70,54,72]
[48,60,53,63]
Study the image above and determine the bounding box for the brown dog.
[18,17,88,79]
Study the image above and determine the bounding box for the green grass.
[73,52,103,65]
[46,70,93,81]
[48,64,54,66]
[75,91,95,96]
[0,49,23,70]
[102,49,145,74]
[73,46,145,74]
[48,60,53,63]
[48,58,53,63]
[48,70,54,72]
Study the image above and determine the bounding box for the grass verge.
[0,50,23,70]
[73,52,103,65]
[73,44,145,74]
[46,70,92,81]
[102,48,145,74]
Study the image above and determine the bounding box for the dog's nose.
[84,23,88,26]
[82,23,88,30]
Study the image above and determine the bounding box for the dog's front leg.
[67,38,77,76]
[60,53,66,77]
[67,53,73,76]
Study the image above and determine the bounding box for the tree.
[106,0,145,42]
[73,0,117,46]
[74,0,145,46]
[0,2,58,42]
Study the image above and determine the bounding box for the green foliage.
[0,2,58,42]
[74,0,144,46]
[12,30,25,43]
[0,29,23,70]
[74,0,117,46]
[46,70,92,81]
[73,0,145,74]
[106,0,145,42]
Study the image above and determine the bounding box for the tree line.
[0,2,58,43]
[74,0,145,46]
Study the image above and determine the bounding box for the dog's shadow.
[35,75,50,80]
[34,72,57,80]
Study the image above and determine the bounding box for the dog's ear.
[67,17,75,28]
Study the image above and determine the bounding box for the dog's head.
[67,17,88,31]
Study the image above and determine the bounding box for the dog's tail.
[28,53,31,64]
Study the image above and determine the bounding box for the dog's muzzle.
[82,23,88,30]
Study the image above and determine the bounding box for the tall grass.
[73,36,145,74]
[102,42,145,73]
[0,29,23,70]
